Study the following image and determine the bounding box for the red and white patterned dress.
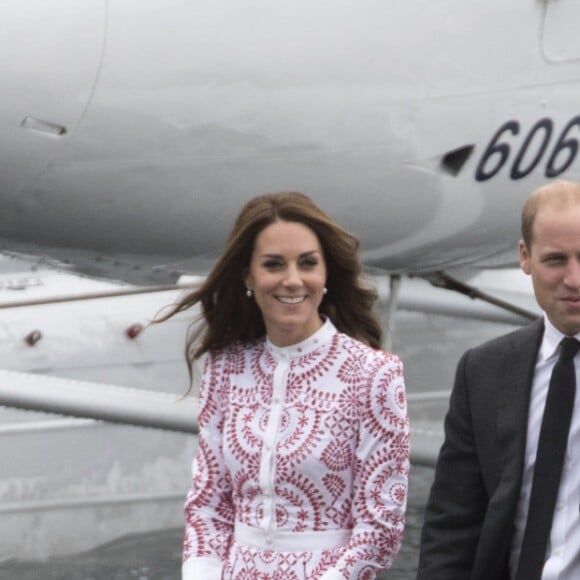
[183,319,409,580]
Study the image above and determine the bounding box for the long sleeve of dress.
[320,352,410,579]
[182,351,233,579]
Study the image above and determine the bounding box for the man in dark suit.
[416,180,580,580]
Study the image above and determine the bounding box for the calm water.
[0,464,435,580]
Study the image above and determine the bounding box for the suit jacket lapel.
[495,318,544,515]
[474,319,544,580]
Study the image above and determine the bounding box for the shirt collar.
[265,317,336,360]
[540,313,580,362]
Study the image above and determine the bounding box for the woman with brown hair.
[168,192,409,579]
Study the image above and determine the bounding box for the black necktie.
[515,336,579,580]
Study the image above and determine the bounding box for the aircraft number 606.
[475,116,580,182]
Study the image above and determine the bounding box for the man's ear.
[519,240,531,275]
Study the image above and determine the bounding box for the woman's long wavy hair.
[159,192,382,377]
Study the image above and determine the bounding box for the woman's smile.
[275,294,308,304]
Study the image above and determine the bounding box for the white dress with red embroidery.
[182,319,409,580]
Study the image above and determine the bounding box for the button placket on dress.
[259,354,290,542]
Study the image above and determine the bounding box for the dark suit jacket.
[416,318,544,580]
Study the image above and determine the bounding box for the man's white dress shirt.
[510,315,580,579]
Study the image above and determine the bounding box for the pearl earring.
[323,287,328,295]
[246,289,253,298]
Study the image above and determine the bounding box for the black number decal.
[510,118,552,180]
[475,121,519,182]
[545,116,580,178]
[476,116,580,181]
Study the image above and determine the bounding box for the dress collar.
[265,318,336,360]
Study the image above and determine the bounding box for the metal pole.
[0,369,198,434]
